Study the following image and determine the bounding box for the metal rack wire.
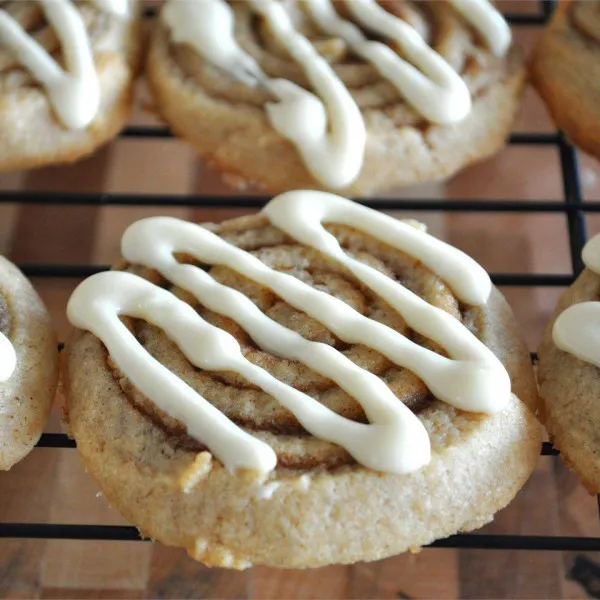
[1,0,600,561]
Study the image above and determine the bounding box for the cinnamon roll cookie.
[147,0,525,195]
[0,257,57,470]
[65,191,540,569]
[0,0,141,171]
[531,1,600,161]
[538,235,600,494]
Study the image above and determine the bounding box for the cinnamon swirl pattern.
[147,0,525,194]
[531,1,600,162]
[0,0,141,171]
[65,192,540,568]
[538,234,600,494]
[0,257,57,470]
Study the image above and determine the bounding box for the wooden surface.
[1,4,600,598]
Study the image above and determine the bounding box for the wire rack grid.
[0,0,599,562]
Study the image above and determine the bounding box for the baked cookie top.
[159,0,515,189]
[0,0,134,130]
[67,190,537,480]
[65,192,540,568]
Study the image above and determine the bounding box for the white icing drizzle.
[68,270,278,476]
[448,0,512,57]
[93,0,131,17]
[304,0,471,124]
[67,191,511,478]
[163,0,260,85]
[0,331,16,383]
[553,234,600,367]
[0,0,129,130]
[163,0,364,190]
[162,0,510,187]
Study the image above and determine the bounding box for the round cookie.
[0,256,58,470]
[0,0,142,172]
[531,1,600,160]
[65,191,541,569]
[538,235,600,494]
[147,0,525,195]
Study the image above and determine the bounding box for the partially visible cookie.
[0,0,142,172]
[531,1,600,160]
[0,256,57,470]
[538,234,600,494]
[147,0,525,195]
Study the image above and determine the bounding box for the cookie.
[65,190,540,569]
[531,1,600,160]
[0,256,58,470]
[0,0,141,172]
[146,0,525,195]
[538,234,600,494]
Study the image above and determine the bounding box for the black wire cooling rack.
[1,0,600,566]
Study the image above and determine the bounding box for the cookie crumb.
[179,451,212,493]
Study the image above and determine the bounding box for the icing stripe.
[68,191,510,477]
[93,0,131,17]
[553,302,600,368]
[0,330,16,383]
[68,271,278,476]
[264,191,491,305]
[250,0,366,190]
[553,234,600,367]
[448,0,511,57]
[305,0,471,124]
